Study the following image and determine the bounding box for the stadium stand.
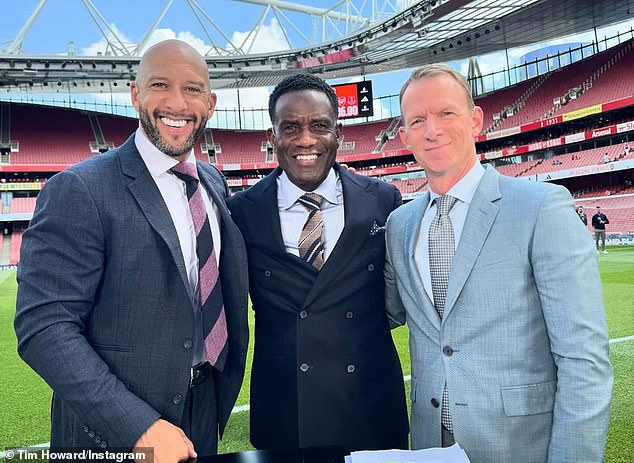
[552,41,634,116]
[495,40,633,130]
[9,228,23,265]
[9,197,37,214]
[9,104,95,165]
[577,195,634,234]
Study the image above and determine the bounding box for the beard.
[139,106,207,158]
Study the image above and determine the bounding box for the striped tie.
[298,193,325,270]
[171,162,228,371]
[429,194,458,433]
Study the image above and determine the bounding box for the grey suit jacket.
[385,165,612,462]
[15,136,249,450]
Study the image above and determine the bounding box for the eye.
[185,86,202,94]
[441,111,454,117]
[151,82,167,89]
[409,118,424,128]
[281,124,297,133]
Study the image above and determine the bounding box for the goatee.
[139,107,207,158]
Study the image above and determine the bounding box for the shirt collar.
[427,161,485,211]
[278,167,340,210]
[134,128,197,178]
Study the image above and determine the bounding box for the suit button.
[100,442,107,449]
[82,426,89,433]
[299,310,308,319]
[95,435,101,443]
[431,398,440,408]
[345,311,354,319]
[367,263,375,271]
[299,363,309,372]
[183,338,193,349]
[172,393,183,404]
[88,431,95,438]
[443,346,454,356]
[347,364,356,373]
[264,270,272,277]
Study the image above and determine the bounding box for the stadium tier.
[494,40,633,131]
[9,197,37,214]
[475,78,537,134]
[9,104,95,165]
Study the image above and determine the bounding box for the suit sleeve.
[14,170,160,448]
[384,211,406,329]
[530,187,613,462]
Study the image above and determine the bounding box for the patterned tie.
[171,162,228,371]
[428,194,458,433]
[297,193,325,270]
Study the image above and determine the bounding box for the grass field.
[1,246,633,460]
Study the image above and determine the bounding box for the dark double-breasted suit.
[15,136,249,450]
[227,164,408,452]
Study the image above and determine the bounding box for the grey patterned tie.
[429,194,458,433]
[298,193,325,270]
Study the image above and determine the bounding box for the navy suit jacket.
[227,165,408,451]
[15,136,249,450]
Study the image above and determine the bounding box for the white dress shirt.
[277,168,345,262]
[415,161,485,302]
[135,128,222,365]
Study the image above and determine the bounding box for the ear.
[336,123,343,140]
[208,92,217,119]
[471,105,484,136]
[130,82,140,112]
[398,126,409,148]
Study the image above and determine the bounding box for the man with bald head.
[15,40,249,461]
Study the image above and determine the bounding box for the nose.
[164,87,188,112]
[295,126,317,147]
[423,115,441,140]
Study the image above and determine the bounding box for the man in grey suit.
[385,64,613,462]
[14,40,248,462]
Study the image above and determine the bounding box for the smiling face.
[270,89,342,192]
[399,74,483,193]
[131,40,216,161]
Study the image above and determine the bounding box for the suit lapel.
[244,168,289,256]
[443,166,501,319]
[403,193,440,327]
[119,137,190,294]
[302,166,376,309]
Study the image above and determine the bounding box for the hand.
[339,163,357,174]
[133,419,197,463]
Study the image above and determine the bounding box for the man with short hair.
[577,205,587,225]
[227,74,408,452]
[385,63,612,462]
[15,40,248,462]
[592,205,610,254]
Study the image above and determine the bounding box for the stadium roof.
[0,0,632,92]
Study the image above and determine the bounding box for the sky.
[2,0,633,123]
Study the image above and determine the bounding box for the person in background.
[576,205,588,225]
[592,205,610,254]
[385,63,612,462]
[227,73,408,452]
[14,40,249,462]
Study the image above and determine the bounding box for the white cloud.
[230,18,289,54]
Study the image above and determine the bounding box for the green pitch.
[1,246,632,460]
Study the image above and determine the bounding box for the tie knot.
[170,162,199,183]
[298,193,323,211]
[435,195,457,217]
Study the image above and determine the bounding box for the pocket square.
[369,220,386,236]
